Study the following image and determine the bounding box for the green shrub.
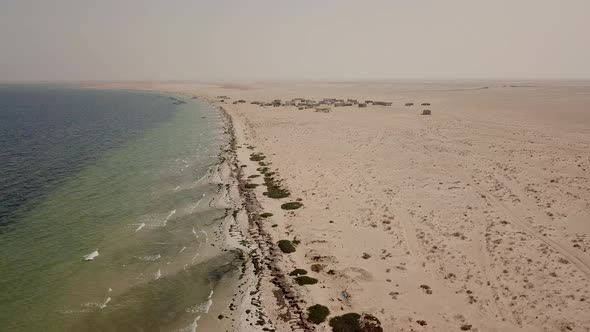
[264,184,290,199]
[307,304,330,324]
[289,268,307,276]
[329,313,383,332]
[277,240,296,253]
[256,167,270,174]
[260,212,273,218]
[244,183,259,189]
[295,276,318,285]
[281,202,303,210]
[250,153,266,161]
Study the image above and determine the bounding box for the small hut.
[422,109,431,115]
[373,101,393,106]
[315,107,331,113]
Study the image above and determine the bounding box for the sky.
[1,0,589,81]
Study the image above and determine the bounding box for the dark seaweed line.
[217,104,314,332]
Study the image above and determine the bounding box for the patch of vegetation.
[260,212,273,218]
[419,284,432,294]
[329,313,383,332]
[281,202,303,210]
[311,264,326,273]
[277,240,296,253]
[248,174,261,178]
[250,153,266,162]
[244,183,259,189]
[307,304,330,324]
[295,276,318,285]
[289,268,308,276]
[264,185,290,199]
[292,238,301,245]
[256,167,270,174]
[261,173,290,199]
[271,224,278,227]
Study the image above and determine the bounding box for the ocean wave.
[180,316,200,332]
[80,296,111,310]
[164,210,176,226]
[137,254,161,262]
[138,209,177,229]
[190,193,206,213]
[82,250,99,261]
[185,290,214,314]
[135,223,146,232]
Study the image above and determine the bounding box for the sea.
[0,85,243,331]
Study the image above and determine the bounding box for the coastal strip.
[215,102,314,331]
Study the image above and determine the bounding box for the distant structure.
[421,102,430,106]
[405,103,414,106]
[243,96,393,111]
[373,101,392,106]
[422,109,431,115]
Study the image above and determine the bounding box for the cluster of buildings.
[216,96,431,114]
[248,97,395,110]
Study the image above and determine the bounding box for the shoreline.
[85,81,590,332]
[215,101,313,331]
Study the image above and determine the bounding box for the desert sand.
[97,80,590,331]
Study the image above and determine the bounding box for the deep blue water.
[0,85,176,230]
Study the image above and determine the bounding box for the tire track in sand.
[472,182,590,279]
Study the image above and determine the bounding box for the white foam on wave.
[196,172,208,184]
[83,250,99,261]
[190,194,206,214]
[135,223,146,232]
[191,251,200,264]
[182,290,215,331]
[154,269,162,280]
[200,230,208,243]
[99,297,111,309]
[138,209,177,229]
[180,316,201,332]
[179,246,187,253]
[137,254,161,262]
[163,209,176,226]
[174,185,181,191]
[81,296,111,310]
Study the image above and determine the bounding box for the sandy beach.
[96,80,590,331]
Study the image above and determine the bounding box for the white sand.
[96,80,590,331]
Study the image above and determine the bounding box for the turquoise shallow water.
[0,86,241,331]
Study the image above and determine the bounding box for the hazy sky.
[1,0,589,81]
